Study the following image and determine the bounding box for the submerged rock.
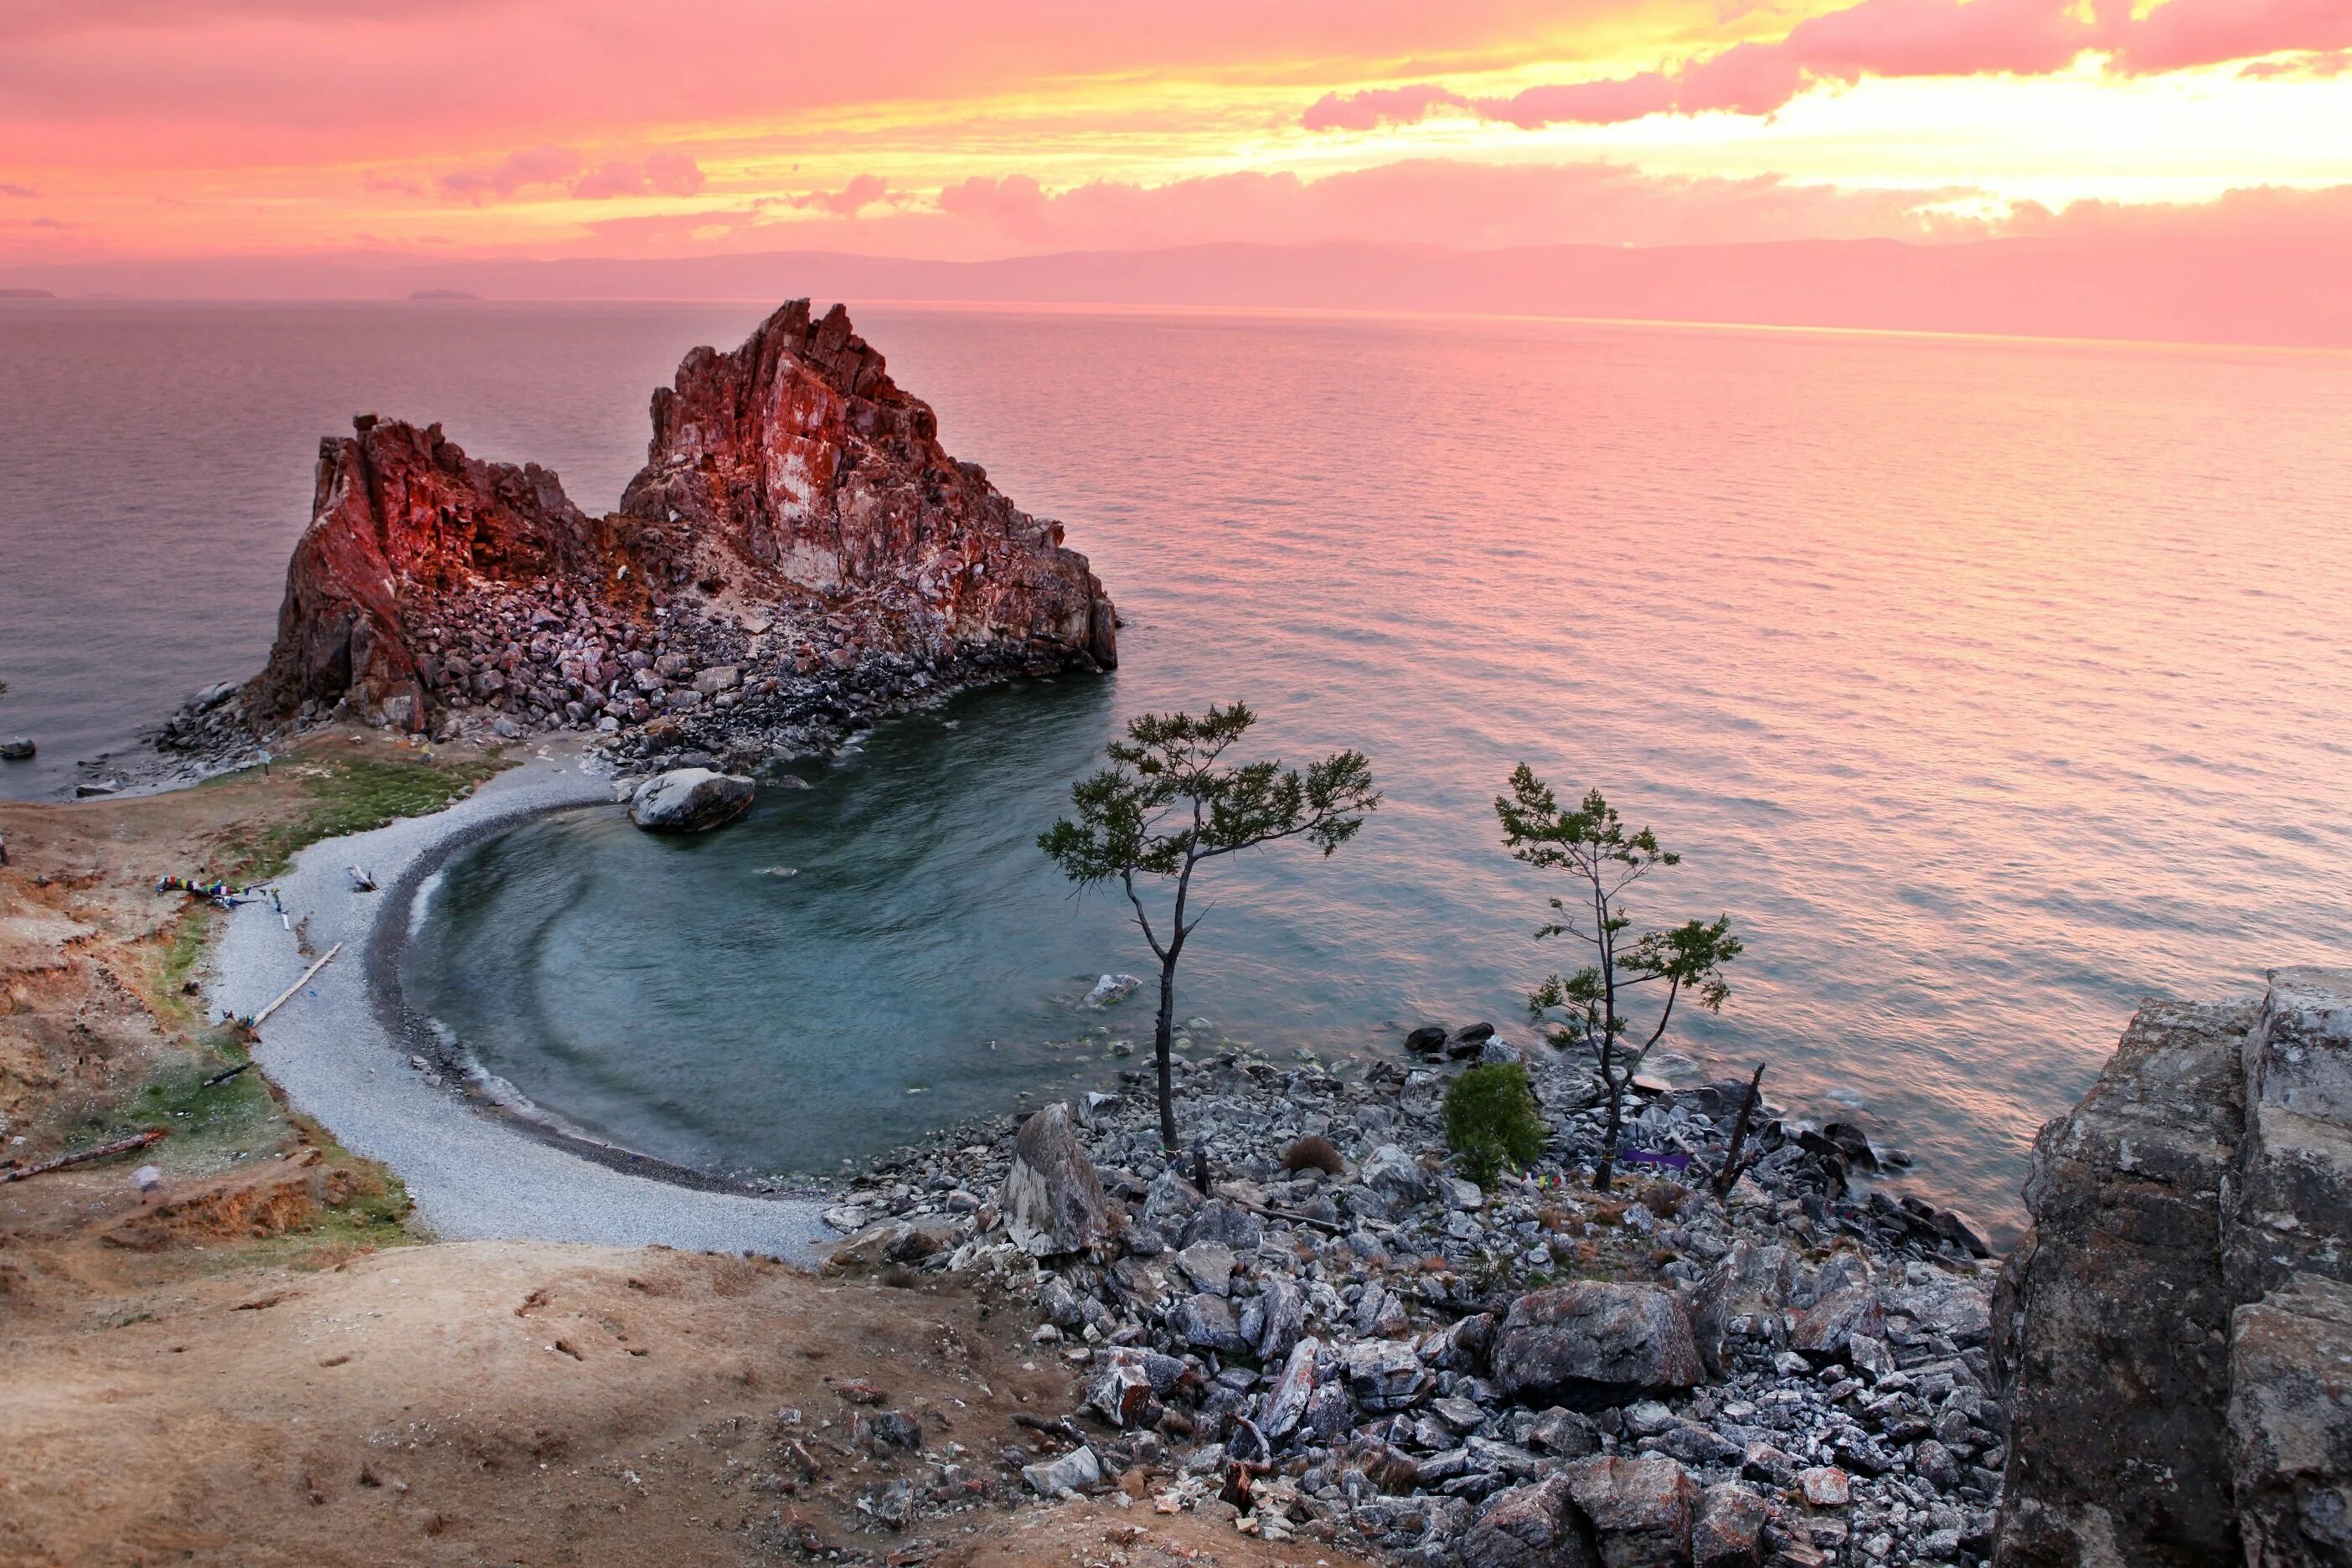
[627,768,754,833]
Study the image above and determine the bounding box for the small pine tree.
[1443,1063,1549,1189]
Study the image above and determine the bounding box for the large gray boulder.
[1560,1455,1699,1568]
[1992,998,2250,1566]
[1000,1101,1112,1257]
[1491,1283,1705,1408]
[2229,1276,2352,1565]
[1995,969,2352,1568]
[628,767,754,832]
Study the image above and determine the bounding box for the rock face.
[1993,968,2352,1567]
[1492,1283,1705,1409]
[627,769,755,833]
[251,415,607,732]
[242,301,1115,742]
[618,299,1117,668]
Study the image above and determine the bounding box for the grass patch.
[206,745,510,882]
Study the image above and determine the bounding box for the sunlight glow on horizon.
[3,0,2349,269]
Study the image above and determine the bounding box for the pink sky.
[3,0,2349,340]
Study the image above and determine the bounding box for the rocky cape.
[161,299,1117,774]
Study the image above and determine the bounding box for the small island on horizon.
[0,286,57,298]
[407,287,481,300]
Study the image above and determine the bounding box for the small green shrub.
[1443,1063,1548,1189]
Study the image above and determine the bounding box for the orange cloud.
[1304,0,2352,131]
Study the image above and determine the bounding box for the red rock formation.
[618,300,1117,668]
[247,302,1116,737]
[252,417,603,732]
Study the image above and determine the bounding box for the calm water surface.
[6,301,2350,1234]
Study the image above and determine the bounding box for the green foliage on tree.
[1442,1062,1549,1189]
[1039,702,1379,1151]
[1497,766,1742,1191]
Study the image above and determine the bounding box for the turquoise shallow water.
[7,302,2352,1234]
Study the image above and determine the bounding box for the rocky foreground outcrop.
[170,300,1114,769]
[819,1019,2010,1567]
[1991,967,2352,1567]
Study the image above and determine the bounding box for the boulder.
[1690,1483,1768,1568]
[1790,1287,1884,1361]
[1491,1283,1705,1408]
[628,768,756,832]
[2227,1275,2352,1566]
[1083,972,1142,1008]
[1560,1455,1699,1568]
[1170,1292,1249,1355]
[1991,998,2253,1566]
[1021,1446,1101,1497]
[1000,1102,1112,1257]
[0,737,34,761]
[1361,1143,1434,1208]
[1405,1024,1450,1055]
[1259,1335,1320,1440]
[1460,1474,1599,1568]
[1341,1338,1429,1412]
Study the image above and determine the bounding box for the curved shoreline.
[212,744,834,1259]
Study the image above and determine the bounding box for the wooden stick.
[250,942,341,1027]
[1710,1062,1768,1199]
[2,1127,168,1184]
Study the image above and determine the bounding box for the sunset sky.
[4,0,2350,266]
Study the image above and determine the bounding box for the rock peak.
[242,301,1115,741]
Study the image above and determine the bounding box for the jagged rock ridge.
[237,300,1116,748]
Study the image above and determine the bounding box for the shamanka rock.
[242,300,1116,742]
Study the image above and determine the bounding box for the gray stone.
[1691,1482,1768,1568]
[1527,1407,1603,1458]
[1460,1474,1599,1568]
[1492,1283,1705,1408]
[1170,1292,1250,1355]
[1991,998,2253,1567]
[1363,1143,1434,1207]
[628,767,755,831]
[1791,1287,1884,1360]
[1560,1454,1699,1568]
[2228,1276,2352,1568]
[0,737,35,761]
[1021,1445,1101,1497]
[1260,1335,1319,1440]
[1001,1101,1112,1257]
[1341,1338,1429,1412]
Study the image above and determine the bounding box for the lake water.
[6,300,2350,1235]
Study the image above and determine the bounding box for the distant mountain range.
[6,237,2345,348]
